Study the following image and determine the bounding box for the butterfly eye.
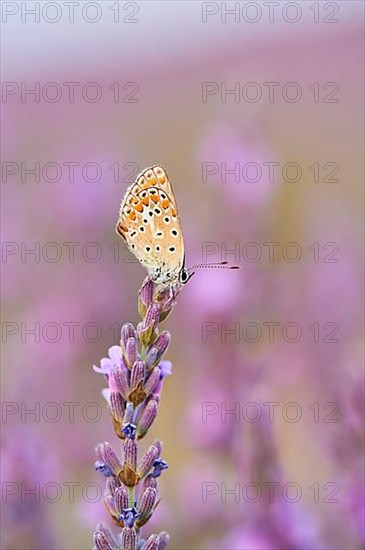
[171,229,178,237]
[168,246,176,253]
[179,269,190,284]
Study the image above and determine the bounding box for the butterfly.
[116,165,239,288]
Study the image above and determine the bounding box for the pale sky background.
[2,1,364,78]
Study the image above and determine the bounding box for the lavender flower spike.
[93,278,182,548]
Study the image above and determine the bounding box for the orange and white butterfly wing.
[116,179,184,283]
[124,165,178,209]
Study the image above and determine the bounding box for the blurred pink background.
[1,2,364,549]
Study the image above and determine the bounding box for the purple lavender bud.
[145,348,159,368]
[157,532,170,550]
[115,486,129,515]
[154,286,170,305]
[122,422,136,440]
[143,303,160,331]
[144,368,161,396]
[136,487,157,527]
[141,534,160,550]
[118,505,141,528]
[125,337,138,369]
[113,368,130,400]
[155,286,180,322]
[128,362,147,406]
[145,332,171,368]
[93,531,113,550]
[121,323,136,349]
[123,402,134,425]
[130,359,146,390]
[142,474,158,492]
[132,402,144,425]
[124,438,137,471]
[152,439,163,455]
[109,391,125,424]
[150,362,172,402]
[95,524,117,548]
[138,277,155,317]
[104,493,117,517]
[137,444,160,479]
[99,442,122,476]
[119,437,139,487]
[136,399,158,439]
[158,306,173,323]
[152,458,168,478]
[138,303,160,347]
[155,331,171,354]
[94,460,113,478]
[120,527,137,550]
[106,476,119,497]
[108,370,120,393]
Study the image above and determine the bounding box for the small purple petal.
[108,345,124,365]
[118,505,141,528]
[157,532,170,550]
[159,361,172,378]
[94,461,113,478]
[122,422,137,440]
[152,458,168,478]
[94,358,113,375]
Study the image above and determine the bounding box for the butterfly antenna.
[189,261,240,270]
